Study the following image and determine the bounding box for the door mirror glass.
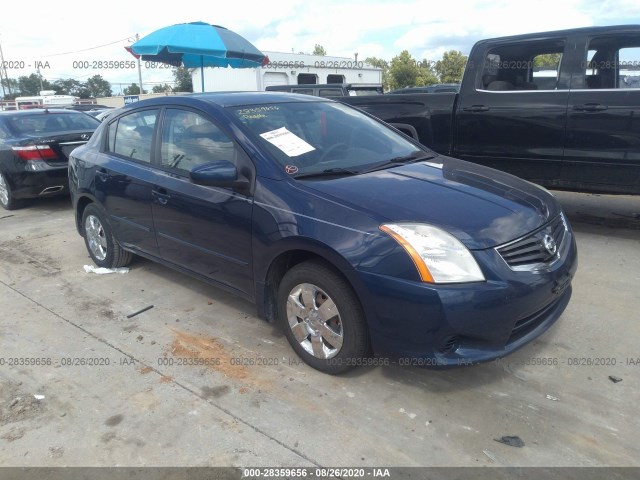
[190,161,238,186]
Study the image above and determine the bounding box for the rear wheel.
[0,172,19,210]
[278,260,370,374]
[82,204,132,268]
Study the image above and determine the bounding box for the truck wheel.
[0,172,20,210]
[278,260,370,374]
[82,204,132,268]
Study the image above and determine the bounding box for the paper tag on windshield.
[260,127,315,157]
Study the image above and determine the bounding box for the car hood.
[301,156,560,249]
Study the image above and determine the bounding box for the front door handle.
[96,168,109,182]
[462,105,490,112]
[152,188,170,205]
[573,103,608,112]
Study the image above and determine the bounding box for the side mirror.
[190,161,249,190]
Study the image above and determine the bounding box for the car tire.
[277,260,370,374]
[0,172,20,210]
[82,204,132,268]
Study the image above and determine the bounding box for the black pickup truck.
[341,25,640,195]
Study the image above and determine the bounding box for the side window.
[582,37,640,89]
[479,41,565,91]
[531,53,562,90]
[107,121,116,151]
[318,88,344,98]
[160,109,235,174]
[618,46,640,89]
[291,88,314,95]
[109,109,158,163]
[0,121,9,140]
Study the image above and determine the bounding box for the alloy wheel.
[85,215,108,261]
[0,174,9,207]
[286,283,344,359]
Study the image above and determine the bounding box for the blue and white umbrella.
[127,21,268,92]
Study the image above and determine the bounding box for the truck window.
[292,88,314,95]
[581,37,640,89]
[478,40,565,91]
[318,88,344,98]
[620,47,640,88]
[531,53,562,90]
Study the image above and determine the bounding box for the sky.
[1,0,639,95]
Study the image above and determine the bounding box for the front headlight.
[380,223,485,284]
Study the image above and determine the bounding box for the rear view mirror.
[190,161,249,191]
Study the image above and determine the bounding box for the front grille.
[496,214,568,271]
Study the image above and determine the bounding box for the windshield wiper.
[360,151,436,174]
[389,151,436,163]
[293,167,360,180]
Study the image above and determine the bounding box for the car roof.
[0,108,87,116]
[119,92,328,111]
[480,24,640,44]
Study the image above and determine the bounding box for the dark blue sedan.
[68,92,577,374]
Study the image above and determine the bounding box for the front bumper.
[351,230,578,366]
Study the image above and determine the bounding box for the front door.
[454,37,570,186]
[151,108,254,296]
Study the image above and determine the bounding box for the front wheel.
[82,204,132,268]
[278,260,370,374]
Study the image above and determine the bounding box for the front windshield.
[228,101,423,177]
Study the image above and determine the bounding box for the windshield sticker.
[259,127,316,157]
[285,165,299,175]
[236,105,280,120]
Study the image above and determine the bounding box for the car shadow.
[340,335,555,391]
[554,190,640,233]
[19,194,73,214]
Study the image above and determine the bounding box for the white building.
[192,51,382,92]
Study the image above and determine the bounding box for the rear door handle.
[462,105,490,112]
[152,188,170,205]
[573,103,608,112]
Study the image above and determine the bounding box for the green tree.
[52,78,84,96]
[1,77,19,99]
[312,44,327,56]
[365,56,391,90]
[85,75,112,98]
[388,50,421,90]
[434,50,468,84]
[152,83,172,93]
[417,59,439,86]
[534,53,561,68]
[123,83,143,95]
[173,66,193,92]
[17,74,54,96]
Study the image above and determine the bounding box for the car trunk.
[15,131,93,166]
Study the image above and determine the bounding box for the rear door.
[454,37,571,185]
[563,33,640,194]
[151,108,254,296]
[94,108,160,256]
